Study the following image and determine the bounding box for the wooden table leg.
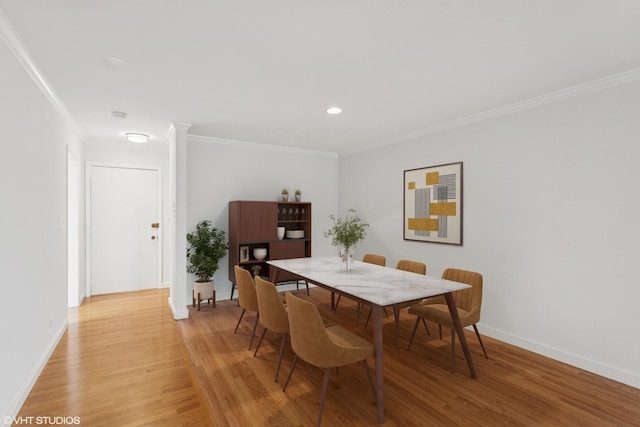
[371,304,385,423]
[444,292,477,379]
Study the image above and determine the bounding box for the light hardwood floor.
[18,288,640,426]
[16,289,211,426]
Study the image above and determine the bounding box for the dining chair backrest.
[234,265,258,312]
[362,253,386,266]
[396,259,427,275]
[441,268,483,324]
[285,292,337,367]
[255,276,289,334]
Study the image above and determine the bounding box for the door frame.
[67,148,82,307]
[85,162,163,297]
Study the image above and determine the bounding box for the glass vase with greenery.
[323,208,369,270]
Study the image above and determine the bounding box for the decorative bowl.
[253,248,267,260]
[285,230,304,239]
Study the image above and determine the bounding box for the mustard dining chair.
[395,259,427,275]
[364,259,427,336]
[283,292,376,427]
[407,268,488,372]
[254,276,289,382]
[362,253,386,266]
[233,265,260,351]
[333,253,386,322]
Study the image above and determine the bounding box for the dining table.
[268,256,477,424]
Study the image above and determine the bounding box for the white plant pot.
[193,280,215,310]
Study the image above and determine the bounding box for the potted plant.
[294,189,302,202]
[187,220,228,310]
[323,208,369,271]
[281,188,289,202]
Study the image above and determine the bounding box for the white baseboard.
[481,324,640,390]
[5,319,68,426]
[168,295,189,320]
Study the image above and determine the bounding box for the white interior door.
[90,165,159,295]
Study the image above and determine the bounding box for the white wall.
[0,37,83,420]
[84,142,171,286]
[186,136,339,302]
[339,79,640,388]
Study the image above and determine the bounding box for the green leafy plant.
[186,220,228,282]
[281,188,289,195]
[323,208,369,251]
[295,189,301,195]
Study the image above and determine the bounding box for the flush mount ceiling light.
[125,133,149,143]
[326,107,342,115]
[112,111,127,119]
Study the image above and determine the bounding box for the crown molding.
[187,134,338,158]
[0,9,83,139]
[345,67,640,157]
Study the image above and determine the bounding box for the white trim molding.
[0,8,82,139]
[346,67,640,157]
[188,134,339,158]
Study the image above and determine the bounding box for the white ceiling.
[2,1,640,155]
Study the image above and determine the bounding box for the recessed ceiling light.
[104,56,126,68]
[326,107,342,115]
[125,133,149,143]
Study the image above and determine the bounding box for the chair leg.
[364,306,389,329]
[295,280,309,295]
[473,324,489,359]
[275,334,287,382]
[407,317,420,350]
[361,359,376,399]
[394,308,400,342]
[249,313,260,351]
[234,308,246,334]
[421,318,430,335]
[451,328,456,373]
[253,327,267,357]
[230,283,235,300]
[317,368,331,427]
[364,308,372,329]
[333,294,342,312]
[282,355,299,392]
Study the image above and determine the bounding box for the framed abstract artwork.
[404,162,463,245]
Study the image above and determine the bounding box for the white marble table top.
[268,256,470,307]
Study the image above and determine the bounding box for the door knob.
[151,223,160,228]
[151,235,157,240]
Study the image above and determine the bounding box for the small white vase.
[277,226,285,240]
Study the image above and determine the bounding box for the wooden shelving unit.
[228,200,312,299]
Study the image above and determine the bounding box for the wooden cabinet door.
[236,201,277,241]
